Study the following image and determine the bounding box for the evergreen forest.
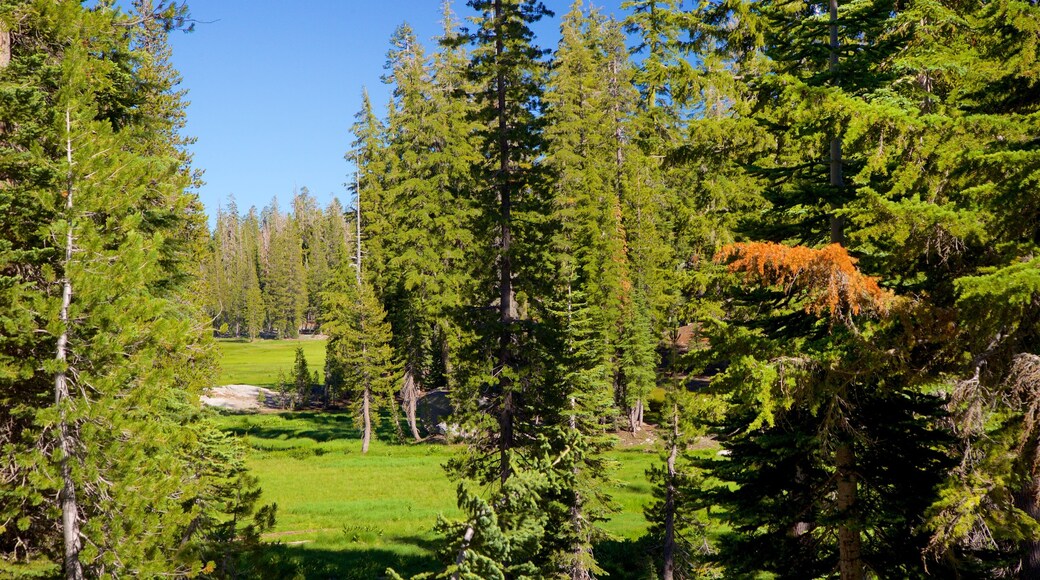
[3,0,1040,578]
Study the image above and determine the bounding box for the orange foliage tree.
[715,242,894,321]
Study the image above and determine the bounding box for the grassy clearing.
[215,337,327,387]
[212,338,671,577]
[212,411,664,578]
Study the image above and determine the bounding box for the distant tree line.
[198,189,353,339]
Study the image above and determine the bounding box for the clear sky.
[167,1,628,222]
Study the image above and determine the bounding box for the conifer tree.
[679,0,970,575]
[261,200,307,338]
[349,89,391,290]
[542,6,635,574]
[544,1,630,412]
[322,261,397,454]
[428,1,584,576]
[0,2,273,575]
[380,20,474,440]
[892,0,1040,572]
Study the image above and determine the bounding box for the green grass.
[213,339,668,577]
[216,337,327,387]
[212,411,663,578]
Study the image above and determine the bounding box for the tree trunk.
[1017,482,1040,575]
[836,442,862,580]
[58,107,85,580]
[361,384,372,454]
[662,405,678,580]
[568,397,592,580]
[402,367,421,441]
[0,23,9,68]
[1016,431,1040,576]
[494,0,514,487]
[828,0,845,246]
[450,524,476,580]
[440,325,454,388]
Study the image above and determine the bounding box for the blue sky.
[167,1,628,222]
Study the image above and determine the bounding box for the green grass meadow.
[212,339,666,578]
[216,337,327,387]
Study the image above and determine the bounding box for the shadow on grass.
[242,536,655,579]
[218,410,416,447]
[219,412,362,442]
[596,537,657,579]
[243,542,437,580]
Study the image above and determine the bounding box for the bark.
[836,443,862,580]
[1017,483,1040,575]
[828,0,846,246]
[494,0,514,486]
[0,24,9,68]
[440,329,454,384]
[450,524,476,580]
[402,367,421,441]
[356,155,362,279]
[662,405,678,580]
[388,384,405,442]
[361,383,372,454]
[1016,431,1040,576]
[58,107,85,580]
[628,398,645,433]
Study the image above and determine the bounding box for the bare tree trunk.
[828,0,845,246]
[629,404,639,434]
[361,383,372,454]
[450,524,476,580]
[402,367,421,441]
[389,386,405,442]
[58,107,85,580]
[637,398,644,427]
[1017,482,1040,575]
[1016,432,1040,576]
[0,23,9,68]
[440,329,454,387]
[567,396,593,580]
[662,404,679,580]
[494,0,514,487]
[836,443,862,580]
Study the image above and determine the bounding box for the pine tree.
[544,1,630,411]
[893,0,1040,571]
[261,199,307,338]
[379,20,474,441]
[322,262,398,454]
[0,2,272,575]
[292,346,311,408]
[428,1,577,576]
[349,89,391,290]
[674,0,995,574]
[542,5,638,574]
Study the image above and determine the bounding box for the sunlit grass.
[212,411,664,577]
[215,337,327,387]
[212,339,681,577]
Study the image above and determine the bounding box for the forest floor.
[211,338,692,578]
